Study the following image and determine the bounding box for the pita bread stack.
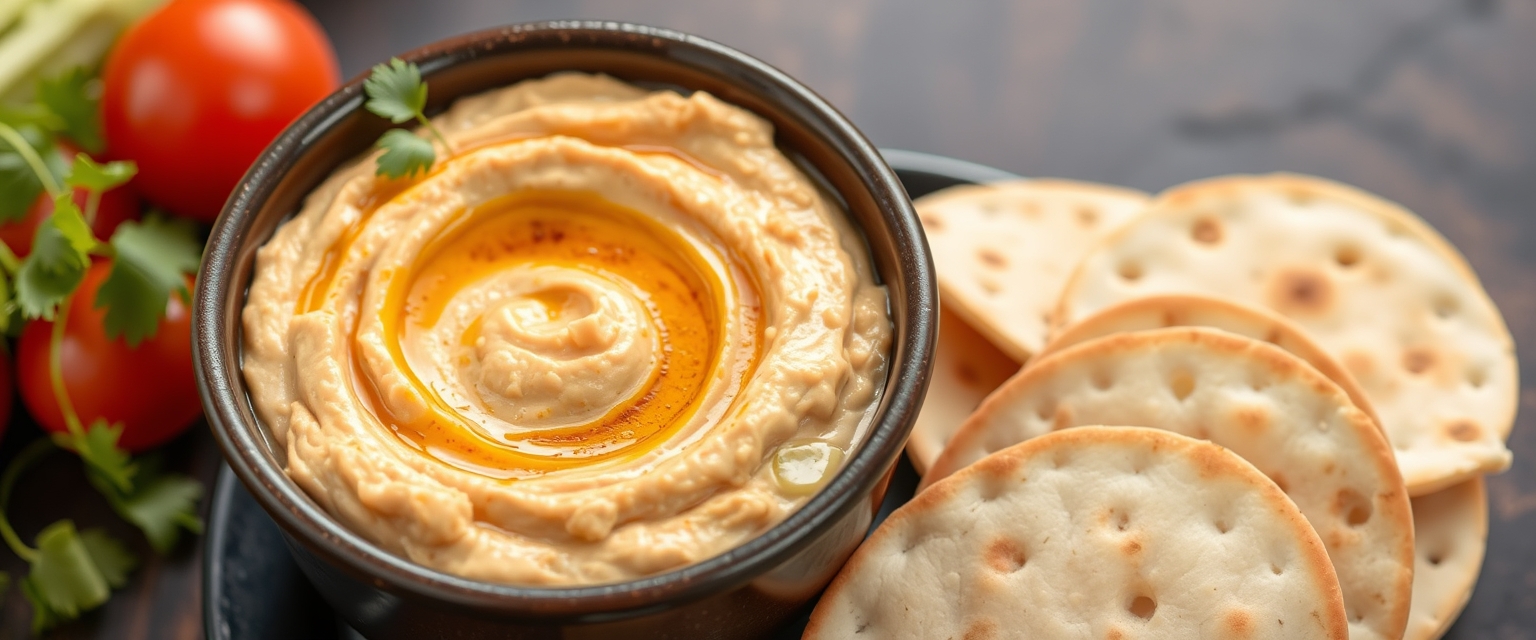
[806,427,1349,640]
[923,328,1414,640]
[825,172,1510,640]
[1055,174,1516,496]
[906,180,1144,472]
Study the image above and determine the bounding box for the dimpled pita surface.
[925,328,1413,640]
[804,427,1348,640]
[1406,478,1487,640]
[907,306,1019,475]
[916,179,1148,363]
[1041,294,1380,429]
[1055,174,1516,496]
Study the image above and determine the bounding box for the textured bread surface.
[805,427,1349,640]
[926,328,1413,640]
[1056,173,1516,496]
[917,179,1147,363]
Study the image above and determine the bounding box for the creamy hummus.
[240,73,892,585]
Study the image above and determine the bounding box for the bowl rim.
[192,20,935,619]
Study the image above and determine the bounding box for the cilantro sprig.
[0,67,206,631]
[363,58,453,178]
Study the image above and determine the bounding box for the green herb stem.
[49,295,87,440]
[0,122,61,197]
[415,114,454,156]
[0,242,20,275]
[0,439,57,562]
[83,189,101,227]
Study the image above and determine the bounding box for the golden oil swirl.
[308,189,761,479]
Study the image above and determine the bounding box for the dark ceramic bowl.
[192,21,936,640]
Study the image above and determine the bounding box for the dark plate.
[201,149,1014,640]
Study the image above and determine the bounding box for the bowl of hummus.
[193,21,934,639]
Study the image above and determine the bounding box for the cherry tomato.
[101,0,339,222]
[0,350,12,445]
[16,262,200,453]
[0,182,139,257]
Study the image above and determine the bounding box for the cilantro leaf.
[108,470,204,553]
[14,196,97,320]
[374,128,435,179]
[0,123,58,222]
[97,215,201,345]
[37,69,103,154]
[68,420,137,494]
[19,574,63,633]
[363,58,427,124]
[26,521,117,623]
[78,529,135,588]
[50,194,100,256]
[64,154,134,193]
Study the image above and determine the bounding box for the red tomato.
[16,263,200,453]
[0,182,140,257]
[101,0,339,222]
[0,349,12,444]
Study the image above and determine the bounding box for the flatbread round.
[1041,293,1380,429]
[917,179,1147,363]
[925,328,1413,640]
[1406,478,1487,640]
[906,305,1019,474]
[805,427,1349,640]
[1055,173,1516,496]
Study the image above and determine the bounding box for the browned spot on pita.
[977,276,1002,295]
[964,619,998,640]
[1446,420,1482,442]
[1192,217,1223,244]
[1121,536,1143,556]
[984,537,1028,573]
[1334,245,1361,268]
[1335,488,1373,526]
[1128,595,1157,620]
[955,363,980,385]
[1052,405,1075,431]
[1267,267,1334,316]
[1232,404,1270,433]
[1117,262,1144,282]
[1076,205,1099,227]
[919,213,944,231]
[1224,608,1255,639]
[1106,628,1127,640]
[1286,186,1316,206]
[1402,347,1436,375]
[1160,311,1178,327]
[1263,327,1283,344]
[1342,351,1374,379]
[978,247,1007,269]
[1170,370,1196,401]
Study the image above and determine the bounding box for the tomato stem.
[416,114,454,157]
[48,295,88,440]
[0,439,56,562]
[0,122,61,197]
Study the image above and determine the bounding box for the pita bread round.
[925,328,1413,640]
[916,179,1147,363]
[1042,294,1380,429]
[906,305,1019,475]
[1055,173,1516,496]
[805,427,1349,640]
[1405,478,1487,640]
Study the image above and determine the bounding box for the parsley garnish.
[363,58,453,178]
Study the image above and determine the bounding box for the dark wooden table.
[4,0,1534,637]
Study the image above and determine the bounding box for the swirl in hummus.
[240,73,892,585]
